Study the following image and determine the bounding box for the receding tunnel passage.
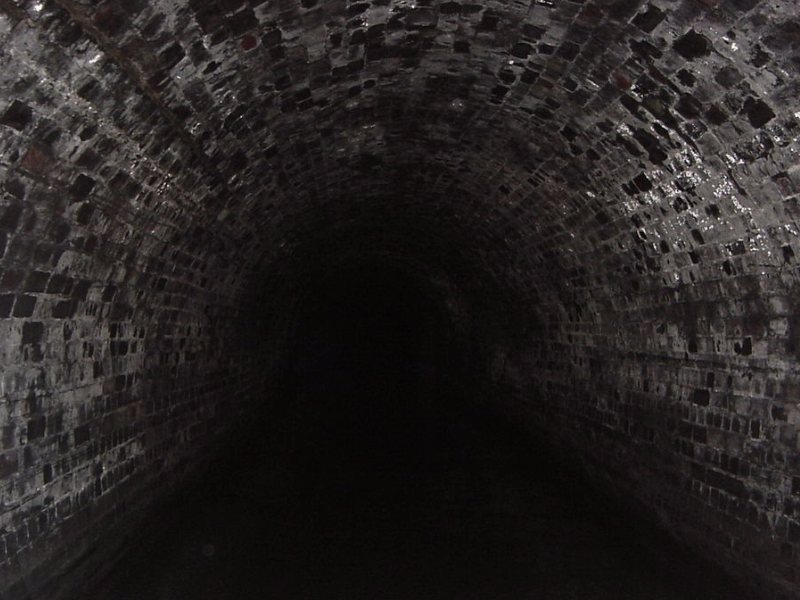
[1,0,800,598]
[288,262,450,400]
[89,266,752,600]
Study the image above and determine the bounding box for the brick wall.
[1,0,799,597]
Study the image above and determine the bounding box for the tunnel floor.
[87,365,755,600]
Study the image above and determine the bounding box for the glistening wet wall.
[1,0,800,598]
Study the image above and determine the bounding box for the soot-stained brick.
[0,454,19,479]
[735,338,753,355]
[0,1,798,599]
[23,271,49,293]
[69,175,96,200]
[633,5,665,33]
[21,322,44,345]
[674,30,712,60]
[0,101,33,131]
[742,97,776,128]
[0,295,13,318]
[27,416,46,441]
[692,389,710,406]
[12,296,36,318]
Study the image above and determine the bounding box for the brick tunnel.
[1,0,800,598]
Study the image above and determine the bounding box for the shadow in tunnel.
[88,264,757,600]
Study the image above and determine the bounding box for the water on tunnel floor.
[87,265,754,600]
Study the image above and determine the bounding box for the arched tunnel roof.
[4,0,798,305]
[1,0,800,598]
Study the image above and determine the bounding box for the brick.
[0,0,796,598]
[0,101,33,131]
[692,389,710,406]
[21,322,44,344]
[12,296,36,318]
[0,295,13,318]
[0,453,18,479]
[26,416,46,441]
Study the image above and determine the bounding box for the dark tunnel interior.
[85,263,755,600]
[287,261,450,399]
[2,0,800,598]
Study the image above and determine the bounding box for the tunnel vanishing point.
[1,0,800,597]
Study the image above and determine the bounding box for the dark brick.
[734,338,752,355]
[692,389,710,406]
[75,202,95,226]
[0,100,33,131]
[12,295,36,318]
[69,174,96,200]
[20,143,52,177]
[0,203,23,231]
[676,94,703,119]
[633,5,664,33]
[52,300,77,319]
[0,295,13,318]
[93,5,125,36]
[633,173,652,192]
[46,274,71,295]
[21,322,44,344]
[706,469,747,497]
[742,97,775,128]
[674,30,712,60]
[27,416,46,441]
[24,271,50,293]
[0,453,19,479]
[71,280,91,301]
[73,425,90,446]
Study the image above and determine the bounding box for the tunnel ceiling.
[3,0,799,312]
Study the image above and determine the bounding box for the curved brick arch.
[0,0,799,597]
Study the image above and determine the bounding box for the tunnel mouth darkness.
[87,263,756,600]
[1,0,800,598]
[286,259,454,396]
